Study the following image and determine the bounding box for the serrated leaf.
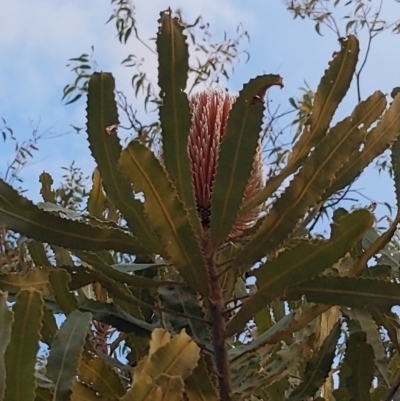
[153,374,184,401]
[157,11,201,234]
[47,310,92,401]
[74,250,163,288]
[4,289,43,401]
[79,357,125,398]
[235,90,383,266]
[52,245,74,266]
[0,291,13,400]
[234,335,315,394]
[325,92,400,199]
[158,285,210,346]
[286,276,400,310]
[287,322,341,401]
[27,240,51,267]
[228,311,295,362]
[362,227,400,274]
[41,307,57,346]
[70,382,100,401]
[294,36,359,163]
[210,74,283,246]
[185,357,219,401]
[0,179,145,255]
[392,130,400,210]
[345,331,374,401]
[226,209,373,336]
[0,268,53,298]
[242,35,359,213]
[122,329,200,401]
[64,263,161,315]
[49,269,78,315]
[119,140,209,296]
[39,172,56,203]
[86,72,161,255]
[87,168,107,218]
[345,309,390,385]
[77,297,154,337]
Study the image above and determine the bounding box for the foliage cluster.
[3,2,400,401]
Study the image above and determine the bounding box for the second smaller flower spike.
[188,90,263,239]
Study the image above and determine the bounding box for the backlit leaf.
[4,289,43,401]
[210,74,282,246]
[47,310,92,401]
[86,72,161,255]
[157,11,201,234]
[119,140,209,296]
[227,209,373,335]
[0,179,145,255]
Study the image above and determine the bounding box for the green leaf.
[0,179,145,255]
[27,240,51,267]
[391,126,400,210]
[87,168,107,218]
[226,209,373,336]
[157,11,201,234]
[286,276,400,310]
[242,35,359,213]
[4,289,43,401]
[41,307,57,346]
[289,35,359,171]
[154,374,184,401]
[70,382,100,400]
[0,268,53,298]
[35,387,52,401]
[344,309,390,385]
[210,74,283,246]
[235,90,383,266]
[185,357,219,401]
[122,329,200,401]
[78,357,125,398]
[119,140,209,296]
[64,263,160,314]
[39,172,56,203]
[287,322,341,401]
[74,250,166,288]
[0,291,13,400]
[234,335,315,394]
[51,245,74,267]
[49,269,78,315]
[46,310,92,401]
[228,311,295,362]
[345,331,374,401]
[86,72,161,255]
[325,92,400,199]
[158,285,210,346]
[77,298,154,337]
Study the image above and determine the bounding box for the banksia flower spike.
[188,89,263,240]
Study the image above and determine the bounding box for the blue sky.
[1,0,400,224]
